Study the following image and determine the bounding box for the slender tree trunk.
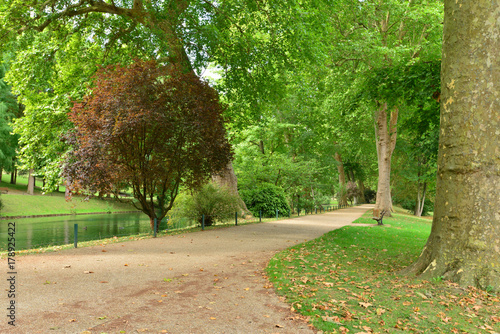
[374,102,398,218]
[27,168,35,195]
[10,163,16,185]
[402,0,500,289]
[334,152,348,206]
[64,179,71,200]
[0,168,2,182]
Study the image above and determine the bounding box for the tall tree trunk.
[374,102,398,218]
[212,161,249,214]
[334,152,348,206]
[27,168,35,195]
[402,0,500,289]
[0,168,2,182]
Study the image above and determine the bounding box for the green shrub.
[171,183,240,227]
[241,183,290,218]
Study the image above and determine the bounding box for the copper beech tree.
[63,60,232,230]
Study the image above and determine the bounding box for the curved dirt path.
[2,205,373,334]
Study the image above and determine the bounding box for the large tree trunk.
[401,0,500,289]
[373,102,398,218]
[334,152,348,206]
[212,161,249,214]
[27,168,35,195]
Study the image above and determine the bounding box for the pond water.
[0,212,169,251]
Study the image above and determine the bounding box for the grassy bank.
[267,211,499,333]
[0,193,137,217]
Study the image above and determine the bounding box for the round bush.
[242,184,290,218]
[170,183,240,227]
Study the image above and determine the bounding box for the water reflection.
[0,212,155,251]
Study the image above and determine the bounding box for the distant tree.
[63,60,232,230]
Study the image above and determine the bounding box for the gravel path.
[2,204,373,334]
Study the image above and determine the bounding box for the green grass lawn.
[0,172,137,216]
[0,193,137,217]
[267,211,499,333]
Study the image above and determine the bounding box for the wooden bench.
[372,209,386,225]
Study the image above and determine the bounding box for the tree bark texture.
[402,0,500,289]
[374,102,398,218]
[212,161,249,214]
[334,152,348,206]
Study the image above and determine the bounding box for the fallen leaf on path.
[83,271,94,274]
[63,265,71,268]
[100,281,108,283]
[68,319,76,322]
[275,324,283,328]
[210,317,217,320]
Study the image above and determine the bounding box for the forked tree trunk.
[10,164,16,185]
[401,0,500,289]
[334,152,348,206]
[414,181,427,217]
[373,102,398,218]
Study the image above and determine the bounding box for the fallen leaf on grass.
[359,302,372,308]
